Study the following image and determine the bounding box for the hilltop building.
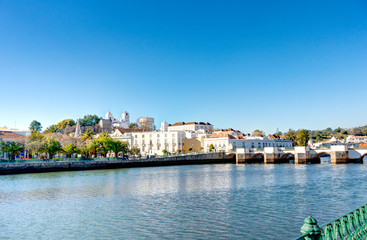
[168,122,213,132]
[99,110,130,133]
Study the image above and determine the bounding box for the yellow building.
[183,138,202,153]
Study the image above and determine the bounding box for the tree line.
[1,129,141,160]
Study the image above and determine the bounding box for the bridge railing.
[294,203,367,240]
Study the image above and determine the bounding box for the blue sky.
[1,0,367,134]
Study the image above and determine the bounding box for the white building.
[168,122,213,132]
[110,128,186,155]
[104,111,130,129]
[311,137,358,148]
[203,133,293,152]
[132,131,186,155]
[0,127,31,137]
[0,131,27,159]
[346,135,367,144]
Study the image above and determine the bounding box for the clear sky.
[1,0,367,134]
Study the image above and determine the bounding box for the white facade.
[168,122,213,132]
[312,137,358,148]
[132,131,186,155]
[346,135,367,144]
[203,136,293,152]
[111,129,186,155]
[104,111,130,128]
[160,120,169,132]
[110,129,133,147]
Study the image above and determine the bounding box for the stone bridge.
[236,145,367,164]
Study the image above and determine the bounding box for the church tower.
[121,111,130,125]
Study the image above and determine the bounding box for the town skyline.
[2,109,367,137]
[1,1,367,136]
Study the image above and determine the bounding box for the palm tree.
[44,125,59,134]
[108,139,129,158]
[81,129,94,140]
[0,141,24,160]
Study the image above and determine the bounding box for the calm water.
[1,163,367,239]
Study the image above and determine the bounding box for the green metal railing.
[295,203,367,240]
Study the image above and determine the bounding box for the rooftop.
[0,131,27,141]
[171,122,212,126]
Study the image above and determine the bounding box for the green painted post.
[300,216,322,240]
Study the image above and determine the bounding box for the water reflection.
[1,164,367,239]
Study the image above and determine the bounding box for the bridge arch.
[361,153,367,162]
[312,152,331,162]
[280,153,294,160]
[250,153,264,160]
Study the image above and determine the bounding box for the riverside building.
[203,130,293,152]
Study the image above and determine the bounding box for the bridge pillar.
[236,148,252,163]
[264,147,279,164]
[295,147,312,164]
[330,145,349,164]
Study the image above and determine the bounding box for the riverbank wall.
[0,152,233,175]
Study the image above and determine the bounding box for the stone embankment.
[0,152,233,175]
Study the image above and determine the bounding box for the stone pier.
[295,146,313,164]
[236,148,253,163]
[264,147,280,164]
[330,145,349,164]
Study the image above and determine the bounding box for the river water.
[1,163,367,239]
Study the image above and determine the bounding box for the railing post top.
[301,216,321,239]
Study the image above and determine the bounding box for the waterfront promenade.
[0,152,231,175]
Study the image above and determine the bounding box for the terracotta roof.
[172,122,185,126]
[116,128,149,133]
[171,121,212,126]
[0,131,27,141]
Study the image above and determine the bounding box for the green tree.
[88,140,100,158]
[131,146,141,156]
[57,119,75,130]
[177,149,182,153]
[79,144,91,159]
[209,144,215,151]
[44,125,59,134]
[162,149,167,154]
[29,131,44,142]
[96,132,113,157]
[42,137,62,159]
[274,128,282,138]
[129,123,139,129]
[29,120,42,133]
[0,140,24,160]
[81,129,94,140]
[252,129,265,137]
[26,140,44,158]
[108,139,129,158]
[188,147,193,152]
[285,129,297,146]
[297,129,310,147]
[79,114,101,127]
[62,143,80,158]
